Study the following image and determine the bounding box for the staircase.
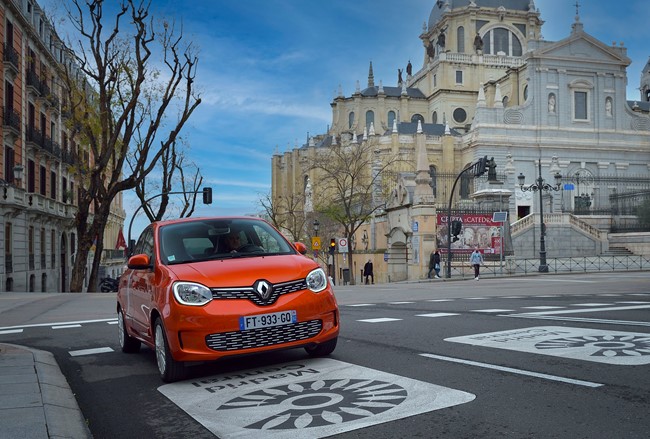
[601,245,635,256]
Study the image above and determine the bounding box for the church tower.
[641,57,650,102]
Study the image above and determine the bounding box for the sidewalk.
[0,343,92,439]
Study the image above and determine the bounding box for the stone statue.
[426,42,436,59]
[437,31,446,48]
[304,178,313,212]
[398,68,403,85]
[406,60,412,76]
[548,93,556,113]
[487,157,497,181]
[605,98,613,117]
[473,33,484,53]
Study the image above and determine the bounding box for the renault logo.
[253,280,272,300]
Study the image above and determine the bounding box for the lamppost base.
[538,264,549,273]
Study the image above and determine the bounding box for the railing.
[3,106,21,131]
[2,43,19,71]
[441,255,650,279]
[26,69,42,95]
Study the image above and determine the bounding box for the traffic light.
[202,187,212,204]
[329,238,336,255]
[475,155,488,177]
[451,220,462,242]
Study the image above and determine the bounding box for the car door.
[125,227,156,339]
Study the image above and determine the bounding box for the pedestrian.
[470,247,484,280]
[428,250,441,279]
[363,259,374,284]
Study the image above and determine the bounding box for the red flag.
[116,228,127,249]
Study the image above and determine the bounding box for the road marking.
[427,299,453,302]
[357,318,402,323]
[159,358,475,439]
[53,324,82,329]
[388,301,414,305]
[0,329,23,335]
[470,309,515,313]
[515,304,650,316]
[417,313,460,318]
[569,303,611,307]
[617,301,650,304]
[505,314,650,327]
[69,347,114,357]
[522,306,565,310]
[0,318,117,331]
[346,303,376,307]
[446,326,650,365]
[465,297,489,300]
[419,353,603,388]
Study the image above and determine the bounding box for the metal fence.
[442,255,650,279]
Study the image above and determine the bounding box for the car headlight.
[173,282,212,306]
[306,268,328,293]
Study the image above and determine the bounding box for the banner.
[436,213,501,254]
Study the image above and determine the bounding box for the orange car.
[116,216,339,382]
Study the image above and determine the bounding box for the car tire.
[118,310,141,353]
[154,318,186,382]
[305,337,337,357]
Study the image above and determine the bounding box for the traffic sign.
[338,238,348,253]
[312,237,321,251]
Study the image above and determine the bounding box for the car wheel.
[154,318,185,382]
[118,310,140,353]
[305,337,337,357]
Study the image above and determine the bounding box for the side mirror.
[127,253,152,270]
[293,242,308,255]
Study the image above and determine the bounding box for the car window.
[253,224,281,253]
[134,227,155,263]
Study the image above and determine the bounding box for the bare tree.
[60,0,201,291]
[309,137,404,284]
[258,191,308,242]
[133,138,203,223]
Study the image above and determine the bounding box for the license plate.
[239,310,297,330]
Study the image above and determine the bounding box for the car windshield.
[159,218,296,265]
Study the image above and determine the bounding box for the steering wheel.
[236,244,264,253]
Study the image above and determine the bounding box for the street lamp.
[518,161,562,273]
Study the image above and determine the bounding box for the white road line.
[69,347,114,357]
[514,304,650,316]
[0,329,23,335]
[388,301,415,305]
[466,297,489,300]
[569,303,611,307]
[522,306,565,310]
[52,324,82,329]
[617,301,650,304]
[419,353,604,388]
[346,303,376,307]
[427,299,454,302]
[417,313,460,318]
[357,318,402,323]
[0,318,117,331]
[504,314,650,327]
[471,309,515,313]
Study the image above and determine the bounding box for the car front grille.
[211,279,307,306]
[205,319,322,351]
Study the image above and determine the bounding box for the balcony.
[26,70,42,98]
[3,106,21,144]
[26,127,44,153]
[2,43,20,82]
[62,148,77,166]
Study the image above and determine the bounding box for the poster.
[436,213,500,254]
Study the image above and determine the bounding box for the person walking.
[432,250,441,279]
[363,259,374,284]
[470,247,483,280]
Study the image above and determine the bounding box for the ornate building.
[1,0,126,292]
[271,0,650,282]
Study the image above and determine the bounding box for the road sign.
[338,238,348,253]
[311,237,321,251]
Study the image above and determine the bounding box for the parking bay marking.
[419,353,603,388]
[158,358,475,439]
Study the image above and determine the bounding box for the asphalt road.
[1,271,649,438]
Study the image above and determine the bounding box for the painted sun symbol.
[535,335,650,357]
[217,378,407,430]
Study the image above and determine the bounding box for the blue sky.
[43,1,649,239]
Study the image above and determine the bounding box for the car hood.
[165,254,319,287]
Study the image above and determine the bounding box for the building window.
[51,229,56,268]
[5,222,12,274]
[50,170,57,199]
[365,110,374,129]
[453,108,467,123]
[432,111,438,124]
[482,27,523,56]
[387,111,396,128]
[523,85,529,101]
[40,228,46,269]
[574,91,588,120]
[4,146,15,183]
[40,165,46,195]
[411,114,424,124]
[29,226,35,270]
[28,160,35,192]
[457,26,465,53]
[433,74,437,87]
[455,70,463,84]
[348,112,354,129]
[429,166,437,196]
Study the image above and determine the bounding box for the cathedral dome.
[428,0,533,31]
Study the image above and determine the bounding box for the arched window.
[432,111,438,124]
[388,111,396,128]
[457,26,465,53]
[348,112,355,129]
[411,114,424,124]
[366,110,374,129]
[482,27,522,56]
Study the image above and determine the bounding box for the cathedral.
[271,0,650,283]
